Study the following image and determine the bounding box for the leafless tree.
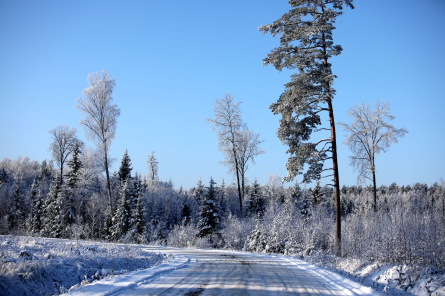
[86,192,106,239]
[78,147,103,190]
[48,125,78,184]
[75,70,120,208]
[146,151,159,200]
[206,93,245,214]
[146,151,159,182]
[339,100,408,210]
[221,129,265,199]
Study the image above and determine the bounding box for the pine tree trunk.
[322,23,341,256]
[328,98,342,257]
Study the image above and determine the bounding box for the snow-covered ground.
[294,251,445,296]
[62,255,190,296]
[0,235,165,296]
[1,236,444,295]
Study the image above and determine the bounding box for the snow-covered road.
[66,246,384,296]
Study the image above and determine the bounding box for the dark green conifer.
[197,178,223,238]
[118,149,133,183]
[66,141,83,189]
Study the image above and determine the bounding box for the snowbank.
[0,235,165,296]
[62,255,189,295]
[294,251,445,296]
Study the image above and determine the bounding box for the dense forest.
[1,154,444,268]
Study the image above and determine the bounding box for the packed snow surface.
[64,245,385,296]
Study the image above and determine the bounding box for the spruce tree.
[9,183,24,231]
[193,178,205,205]
[259,0,354,256]
[244,214,266,253]
[0,168,8,186]
[118,149,133,183]
[42,178,63,238]
[248,178,265,218]
[66,141,83,190]
[131,176,144,239]
[154,218,168,244]
[38,160,52,182]
[29,180,41,234]
[312,180,322,207]
[197,178,223,238]
[219,179,227,211]
[103,212,114,241]
[286,181,300,210]
[181,202,192,225]
[293,182,310,218]
[62,187,76,228]
[111,181,131,240]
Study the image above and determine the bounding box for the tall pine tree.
[259,0,354,256]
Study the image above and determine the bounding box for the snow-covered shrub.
[167,222,198,248]
[244,215,267,253]
[306,206,335,252]
[341,189,445,267]
[220,214,254,251]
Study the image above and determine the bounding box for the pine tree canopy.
[259,0,353,183]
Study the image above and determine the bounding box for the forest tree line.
[0,153,444,268]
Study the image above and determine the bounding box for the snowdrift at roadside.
[294,251,445,296]
[0,236,165,296]
[62,255,189,296]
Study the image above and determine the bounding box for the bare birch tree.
[49,125,78,184]
[339,100,407,210]
[221,129,265,199]
[146,151,159,200]
[206,93,245,214]
[75,70,120,208]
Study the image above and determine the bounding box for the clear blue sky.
[1,0,444,189]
